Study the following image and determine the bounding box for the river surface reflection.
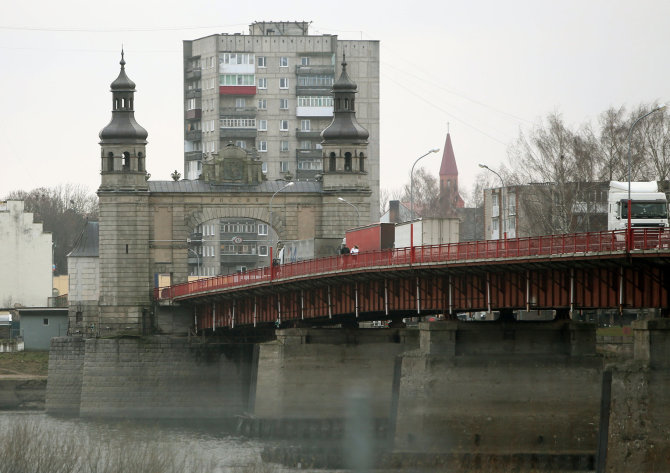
[0,411,330,473]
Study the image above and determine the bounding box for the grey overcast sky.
[1,0,668,202]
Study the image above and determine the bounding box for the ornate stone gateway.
[69,52,373,335]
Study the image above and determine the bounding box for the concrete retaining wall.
[394,320,602,456]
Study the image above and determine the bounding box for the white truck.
[608,181,668,230]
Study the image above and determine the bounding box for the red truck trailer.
[344,223,395,253]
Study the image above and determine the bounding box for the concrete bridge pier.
[393,320,602,465]
[252,327,419,439]
[606,319,670,472]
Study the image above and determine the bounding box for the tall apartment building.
[183,21,380,221]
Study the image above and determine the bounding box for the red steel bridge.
[155,229,670,331]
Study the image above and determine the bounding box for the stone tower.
[97,51,152,334]
[320,56,370,192]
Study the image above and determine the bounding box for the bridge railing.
[155,228,669,300]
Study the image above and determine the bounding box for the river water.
[0,411,333,473]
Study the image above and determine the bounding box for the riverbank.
[0,351,48,410]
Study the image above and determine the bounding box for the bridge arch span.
[185,205,288,239]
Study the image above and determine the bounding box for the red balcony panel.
[219,86,256,96]
[185,109,201,120]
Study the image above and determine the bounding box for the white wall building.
[0,201,52,308]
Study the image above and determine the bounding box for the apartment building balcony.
[220,107,257,117]
[296,130,322,139]
[220,128,258,139]
[219,86,256,96]
[185,69,201,81]
[185,151,203,161]
[296,106,333,117]
[185,109,202,120]
[295,65,335,75]
[185,130,202,141]
[296,149,323,160]
[185,89,202,99]
[296,85,334,95]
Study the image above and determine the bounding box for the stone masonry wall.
[606,319,670,472]
[394,321,602,456]
[254,328,418,420]
[46,336,86,415]
[78,336,254,418]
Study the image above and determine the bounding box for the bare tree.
[400,167,442,218]
[596,106,629,181]
[634,104,670,181]
[3,184,98,275]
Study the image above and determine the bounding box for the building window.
[281,161,290,172]
[220,74,255,86]
[258,141,267,152]
[280,57,288,67]
[299,140,311,150]
[258,120,267,131]
[220,53,254,65]
[258,77,267,89]
[261,162,268,173]
[258,99,267,110]
[298,159,322,170]
[279,98,289,110]
[297,96,333,107]
[279,77,289,89]
[220,118,256,128]
[298,75,334,87]
[259,245,268,256]
[43,318,49,326]
[258,224,268,235]
[300,119,311,132]
[235,98,246,108]
[280,120,289,131]
[329,153,336,171]
[301,57,310,66]
[236,140,246,149]
[257,56,266,68]
[360,153,365,172]
[280,140,289,152]
[344,152,352,171]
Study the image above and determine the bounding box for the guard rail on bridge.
[155,229,670,302]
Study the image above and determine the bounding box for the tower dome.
[321,57,369,144]
[99,50,148,144]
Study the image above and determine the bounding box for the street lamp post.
[626,105,666,252]
[479,163,506,239]
[268,181,295,273]
[409,148,440,261]
[337,196,360,227]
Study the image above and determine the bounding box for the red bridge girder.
[154,229,670,331]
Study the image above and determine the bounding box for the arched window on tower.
[138,152,144,172]
[336,98,341,111]
[351,98,355,111]
[344,152,352,171]
[114,98,120,110]
[359,152,365,172]
[344,98,349,110]
[329,152,336,172]
[107,152,114,172]
[122,151,130,171]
